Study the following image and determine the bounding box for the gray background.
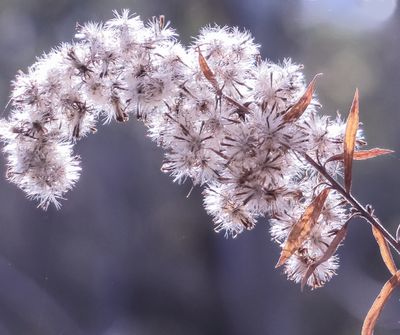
[0,0,399,334]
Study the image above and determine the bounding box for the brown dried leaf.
[372,226,397,276]
[197,48,219,91]
[283,73,321,123]
[276,188,331,268]
[353,148,394,160]
[344,89,359,193]
[325,148,394,164]
[223,95,250,117]
[361,271,400,335]
[301,222,349,290]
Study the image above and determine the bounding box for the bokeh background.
[0,0,399,334]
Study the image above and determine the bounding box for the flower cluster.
[0,10,359,288]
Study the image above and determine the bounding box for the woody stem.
[303,153,400,255]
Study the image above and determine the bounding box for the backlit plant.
[0,10,398,334]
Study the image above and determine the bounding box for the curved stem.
[303,153,400,255]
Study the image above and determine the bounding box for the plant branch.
[303,153,400,255]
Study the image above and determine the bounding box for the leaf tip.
[275,254,287,268]
[300,278,307,292]
[354,88,359,105]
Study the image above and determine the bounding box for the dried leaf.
[372,226,397,276]
[197,48,219,91]
[344,89,359,193]
[353,148,394,160]
[325,148,394,164]
[301,222,349,290]
[276,188,330,268]
[361,271,400,335]
[283,73,321,123]
[223,95,250,118]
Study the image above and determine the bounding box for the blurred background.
[0,0,400,334]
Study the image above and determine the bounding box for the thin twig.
[303,153,400,255]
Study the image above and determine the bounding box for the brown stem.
[303,153,400,255]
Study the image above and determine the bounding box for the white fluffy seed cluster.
[0,10,356,288]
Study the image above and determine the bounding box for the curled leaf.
[325,148,394,165]
[197,48,219,91]
[301,222,349,291]
[276,188,330,268]
[283,73,322,123]
[343,89,359,193]
[361,271,400,335]
[372,226,397,276]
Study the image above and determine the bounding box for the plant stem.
[303,153,400,255]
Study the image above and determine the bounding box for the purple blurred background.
[0,0,399,334]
